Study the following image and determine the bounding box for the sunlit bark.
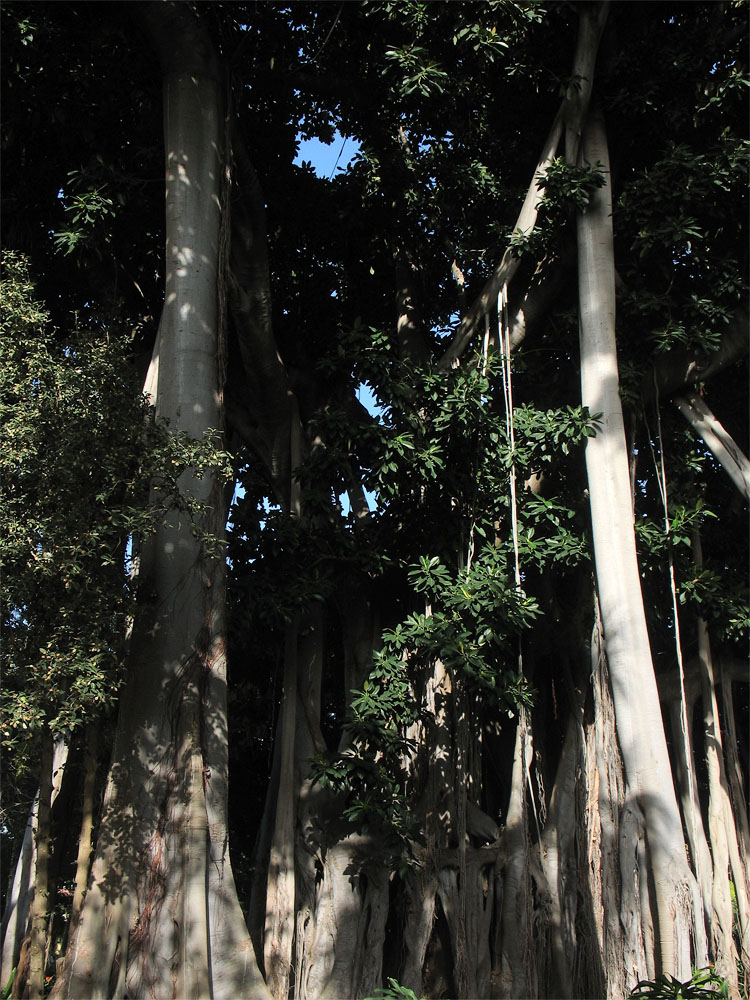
[577,106,702,977]
[50,7,270,997]
[675,392,750,499]
[70,722,99,927]
[439,3,608,369]
[27,735,53,1000]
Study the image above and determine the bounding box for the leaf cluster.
[53,169,116,257]
[510,158,606,259]
[406,553,539,696]
[0,253,231,767]
[365,979,425,1000]
[617,138,748,357]
[629,966,730,999]
[310,544,537,860]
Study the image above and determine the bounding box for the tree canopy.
[1,3,748,999]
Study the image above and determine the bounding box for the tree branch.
[657,655,749,704]
[437,2,608,370]
[227,130,296,506]
[436,110,564,370]
[674,392,750,500]
[643,308,748,405]
[395,249,430,363]
[507,248,574,351]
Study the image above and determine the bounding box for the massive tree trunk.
[576,106,703,978]
[50,7,269,998]
[14,5,744,999]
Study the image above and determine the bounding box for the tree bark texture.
[674,392,750,500]
[23,5,748,998]
[694,533,750,987]
[70,722,100,928]
[27,734,53,1000]
[577,106,702,978]
[439,2,608,369]
[2,735,69,993]
[50,7,270,998]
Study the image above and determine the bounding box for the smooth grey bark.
[1,735,68,992]
[438,3,608,369]
[577,106,701,977]
[292,607,390,1000]
[588,607,643,999]
[400,871,438,997]
[674,392,750,499]
[698,635,740,992]
[437,106,564,369]
[540,712,579,999]
[657,655,748,705]
[398,656,452,998]
[395,250,430,364]
[70,722,100,927]
[495,713,535,998]
[264,619,300,1000]
[51,8,270,998]
[507,253,572,352]
[694,533,750,986]
[720,678,750,983]
[27,734,53,1000]
[668,697,714,931]
[1,798,35,992]
[719,665,750,898]
[228,136,295,507]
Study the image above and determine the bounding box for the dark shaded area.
[2,1,748,996]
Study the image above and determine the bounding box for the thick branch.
[578,105,696,978]
[657,655,749,705]
[395,250,430,363]
[674,393,750,500]
[643,309,749,405]
[436,110,564,370]
[507,249,574,351]
[438,2,608,370]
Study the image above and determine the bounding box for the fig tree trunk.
[50,7,269,998]
[576,106,704,979]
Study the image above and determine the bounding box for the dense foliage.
[0,251,231,851]
[1,2,747,998]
